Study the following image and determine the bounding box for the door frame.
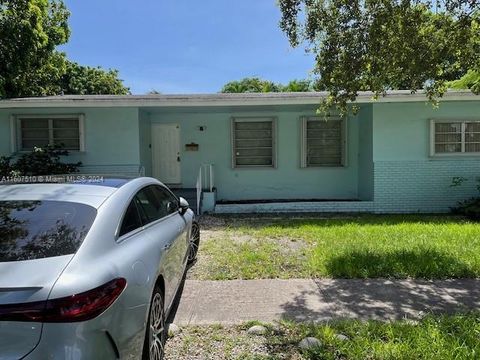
[151,123,181,185]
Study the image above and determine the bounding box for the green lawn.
[190,215,480,280]
[165,314,480,360]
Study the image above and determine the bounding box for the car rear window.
[0,201,96,262]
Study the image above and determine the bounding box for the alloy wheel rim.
[149,293,165,360]
[188,224,200,262]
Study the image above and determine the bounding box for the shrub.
[0,145,81,178]
[451,177,480,221]
[452,197,480,221]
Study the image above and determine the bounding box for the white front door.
[152,123,181,184]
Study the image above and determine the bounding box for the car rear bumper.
[23,323,119,360]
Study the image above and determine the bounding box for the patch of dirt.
[198,215,230,230]
[164,325,305,360]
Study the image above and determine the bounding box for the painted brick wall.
[215,201,374,214]
[373,160,480,213]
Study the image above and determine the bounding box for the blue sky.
[61,0,314,94]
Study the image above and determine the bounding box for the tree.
[221,77,282,93]
[0,0,129,98]
[60,61,130,95]
[221,77,314,93]
[0,0,70,98]
[448,70,480,93]
[278,0,480,114]
[282,79,313,92]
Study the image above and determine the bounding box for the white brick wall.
[213,159,480,214]
[215,201,374,214]
[373,159,480,213]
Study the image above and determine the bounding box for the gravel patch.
[164,324,305,360]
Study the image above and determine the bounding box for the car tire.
[187,222,200,266]
[142,285,166,360]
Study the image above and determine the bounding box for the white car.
[0,177,200,360]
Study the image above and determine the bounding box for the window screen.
[465,122,480,153]
[432,121,480,154]
[434,122,462,153]
[232,118,275,167]
[18,116,81,151]
[303,117,343,167]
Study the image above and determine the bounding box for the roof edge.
[0,90,477,109]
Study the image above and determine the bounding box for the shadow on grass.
[324,249,478,279]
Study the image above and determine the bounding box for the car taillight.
[0,278,127,323]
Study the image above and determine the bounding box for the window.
[14,115,84,151]
[119,200,143,237]
[232,117,276,168]
[0,200,96,262]
[151,186,179,215]
[301,116,345,167]
[135,185,179,224]
[431,120,480,155]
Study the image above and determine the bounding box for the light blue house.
[0,91,479,214]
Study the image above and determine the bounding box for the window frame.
[11,114,85,153]
[300,116,347,168]
[430,119,480,157]
[231,116,277,169]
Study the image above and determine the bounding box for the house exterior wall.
[138,110,152,176]
[0,107,141,171]
[1,97,478,214]
[372,101,480,213]
[146,104,365,201]
[357,104,374,201]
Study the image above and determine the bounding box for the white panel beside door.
[151,124,181,184]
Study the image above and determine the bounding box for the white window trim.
[12,114,85,153]
[231,116,277,169]
[430,118,480,157]
[300,116,347,168]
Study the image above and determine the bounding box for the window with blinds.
[16,116,83,151]
[301,117,345,167]
[431,120,480,155]
[232,118,275,167]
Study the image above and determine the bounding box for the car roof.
[0,181,122,208]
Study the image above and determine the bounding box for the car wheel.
[187,222,200,266]
[142,286,166,360]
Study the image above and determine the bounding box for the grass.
[190,215,480,280]
[165,313,480,360]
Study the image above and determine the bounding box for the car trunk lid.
[0,255,73,359]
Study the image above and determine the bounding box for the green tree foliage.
[0,0,129,98]
[221,77,282,93]
[278,0,480,114]
[60,61,130,95]
[221,77,314,93]
[0,0,70,98]
[448,70,480,93]
[282,79,313,92]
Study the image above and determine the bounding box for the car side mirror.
[179,197,189,215]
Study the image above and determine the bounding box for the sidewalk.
[173,279,480,325]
